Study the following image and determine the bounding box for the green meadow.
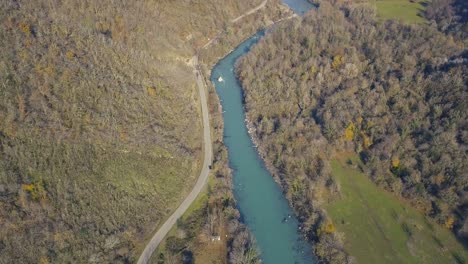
[326,156,467,264]
[375,0,429,23]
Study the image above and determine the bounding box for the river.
[210,1,315,263]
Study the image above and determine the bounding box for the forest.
[0,0,283,263]
[238,1,467,262]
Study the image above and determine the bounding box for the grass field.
[325,155,467,264]
[375,0,429,23]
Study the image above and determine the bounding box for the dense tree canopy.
[0,0,275,262]
[238,2,467,262]
[425,0,468,41]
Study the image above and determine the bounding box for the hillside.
[0,0,282,263]
[237,1,467,263]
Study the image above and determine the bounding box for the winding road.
[137,55,212,264]
[137,1,270,262]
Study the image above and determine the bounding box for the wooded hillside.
[238,2,467,262]
[0,0,274,263]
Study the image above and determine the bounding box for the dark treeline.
[238,2,467,263]
[425,0,468,41]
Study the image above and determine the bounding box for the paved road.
[137,55,212,264]
[137,2,274,261]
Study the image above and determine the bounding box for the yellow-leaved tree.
[392,157,400,168]
[344,123,355,141]
[332,55,344,69]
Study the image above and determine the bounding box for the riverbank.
[236,1,468,263]
[144,1,298,263]
[199,0,298,199]
[208,1,318,260]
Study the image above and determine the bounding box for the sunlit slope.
[0,0,268,263]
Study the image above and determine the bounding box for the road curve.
[137,55,212,264]
[137,2,274,260]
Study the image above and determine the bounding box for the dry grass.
[192,223,229,264]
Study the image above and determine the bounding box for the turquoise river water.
[210,1,315,263]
